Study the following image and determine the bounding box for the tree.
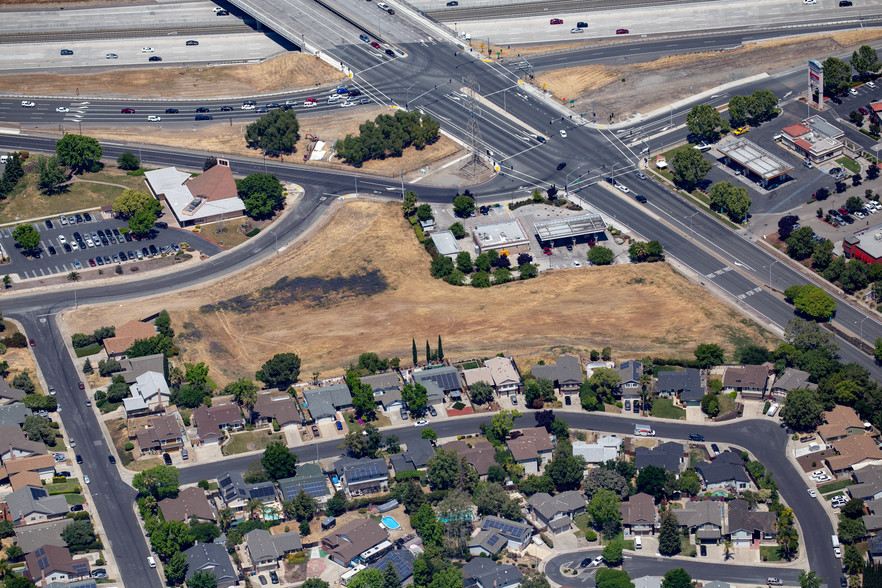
[588,489,622,537]
[595,569,634,588]
[452,192,475,217]
[851,45,880,78]
[238,173,286,220]
[341,424,383,458]
[679,469,702,496]
[602,539,624,566]
[728,94,748,126]
[686,103,722,142]
[746,89,779,123]
[412,339,417,365]
[128,207,159,238]
[670,146,712,191]
[785,317,839,353]
[22,415,54,446]
[61,519,97,551]
[588,246,614,265]
[636,465,668,501]
[584,467,629,500]
[876,338,882,363]
[468,381,494,405]
[348,568,385,588]
[37,156,67,195]
[661,568,693,588]
[261,441,298,480]
[812,239,834,271]
[401,383,428,417]
[449,221,466,239]
[5,578,35,588]
[132,464,180,500]
[546,452,587,492]
[190,521,221,543]
[851,110,865,126]
[776,508,799,559]
[838,516,867,544]
[868,164,880,180]
[842,545,864,575]
[785,227,816,260]
[245,108,300,154]
[520,570,551,588]
[203,156,218,171]
[113,189,161,219]
[427,448,468,491]
[416,204,433,222]
[225,378,258,420]
[783,284,836,320]
[823,56,851,96]
[256,353,301,389]
[326,492,347,517]
[403,190,418,217]
[658,509,681,555]
[708,181,751,222]
[188,570,218,588]
[301,581,330,588]
[55,133,102,174]
[455,251,473,273]
[519,263,538,280]
[840,260,869,294]
[701,393,720,417]
[12,224,40,253]
[488,409,521,443]
[426,340,431,362]
[588,367,621,402]
[0,153,25,199]
[117,151,140,171]
[150,519,194,561]
[165,550,188,585]
[472,482,521,518]
[780,387,823,430]
[691,343,724,368]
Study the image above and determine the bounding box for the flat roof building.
[780,116,845,163]
[717,138,794,187]
[471,219,530,253]
[533,213,606,245]
[430,230,462,257]
[844,223,882,264]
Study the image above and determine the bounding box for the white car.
[414,419,429,427]
[147,556,156,568]
[560,130,567,138]
[849,88,859,95]
[591,556,604,567]
[570,28,583,34]
[855,211,866,219]
[616,184,630,194]
[106,53,118,59]
[56,107,69,113]
[21,101,35,108]
[58,235,66,244]
[834,547,842,558]
[807,489,817,498]
[84,475,91,484]
[141,47,154,53]
[868,81,877,89]
[340,101,355,108]
[241,104,256,110]
[378,2,390,9]
[573,260,582,267]
[147,116,161,122]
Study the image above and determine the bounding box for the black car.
[840,0,853,5]
[195,114,214,120]
[536,135,547,143]
[557,162,567,170]
[163,453,172,465]
[269,571,279,584]
[47,245,56,255]
[347,89,362,97]
[579,558,592,568]
[216,9,229,15]
[58,471,71,477]
[266,102,281,109]
[75,214,83,223]
[119,251,128,261]
[76,454,83,464]
[577,21,588,28]
[60,49,73,56]
[124,232,133,242]
[688,433,705,442]
[149,244,159,256]
[108,455,116,464]
[100,235,109,246]
[95,256,104,266]
[447,1,458,5]
[196,107,210,113]
[155,221,168,229]
[45,219,53,229]
[142,247,150,258]
[710,443,720,455]
[221,105,234,111]
[83,212,91,221]
[102,255,111,265]
[70,504,84,512]
[148,56,162,62]
[635,194,647,203]
[700,545,707,556]
[165,108,179,114]
[428,405,437,417]
[63,243,72,253]
[840,576,848,587]
[186,40,199,46]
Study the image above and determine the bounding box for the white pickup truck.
[634,425,656,437]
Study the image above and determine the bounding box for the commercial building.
[144,159,246,227]
[470,219,530,253]
[717,138,794,188]
[780,117,845,164]
[430,230,462,257]
[844,223,882,264]
[533,213,606,247]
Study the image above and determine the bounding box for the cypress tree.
[437,335,444,361]
[412,339,417,365]
[426,340,431,362]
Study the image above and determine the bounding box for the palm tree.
[67,271,80,281]
[638,372,653,417]
[723,539,732,561]
[247,498,264,521]
[218,508,234,532]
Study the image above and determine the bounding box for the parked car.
[311,425,320,437]
[428,406,437,417]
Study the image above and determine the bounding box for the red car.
[550,18,563,25]
[859,106,869,115]
[616,28,629,34]
[88,258,96,267]
[29,338,35,347]
[78,382,85,390]
[120,108,135,114]
[371,41,381,49]
[543,247,552,255]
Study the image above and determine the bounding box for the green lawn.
[45,480,81,495]
[760,546,782,561]
[837,157,861,175]
[717,393,738,416]
[75,343,102,358]
[223,431,285,455]
[574,513,592,535]
[689,448,706,467]
[818,479,853,494]
[651,398,686,420]
[65,494,86,505]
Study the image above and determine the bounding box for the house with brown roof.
[0,425,46,463]
[507,428,554,474]
[441,439,497,477]
[252,392,301,429]
[465,356,523,396]
[134,414,183,454]
[192,404,244,444]
[1,454,56,482]
[102,320,157,358]
[827,434,882,476]
[10,471,42,492]
[144,160,246,227]
[25,544,90,586]
[620,493,657,535]
[322,518,391,567]
[159,486,215,523]
[722,365,770,397]
[818,405,867,444]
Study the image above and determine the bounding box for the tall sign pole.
[808,59,824,111]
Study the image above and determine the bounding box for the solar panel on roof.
[416,369,461,391]
[38,556,49,570]
[371,551,413,580]
[484,518,527,538]
[249,484,276,500]
[487,534,500,546]
[72,561,91,575]
[347,462,387,482]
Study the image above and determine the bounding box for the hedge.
[394,470,426,483]
[346,493,393,511]
[75,343,102,357]
[246,228,260,237]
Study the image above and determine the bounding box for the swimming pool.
[381,516,400,530]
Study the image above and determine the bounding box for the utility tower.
[462,75,488,178]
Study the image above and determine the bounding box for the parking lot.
[0,212,224,279]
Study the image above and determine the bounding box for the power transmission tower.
[461,75,488,178]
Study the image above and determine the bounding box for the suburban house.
[359,373,403,412]
[1,454,57,483]
[869,534,882,564]
[334,457,389,498]
[769,368,815,397]
[620,492,657,535]
[694,451,750,491]
[217,472,278,517]
[0,404,32,429]
[6,485,69,526]
[635,442,685,473]
[634,577,663,588]
[102,320,157,358]
[389,439,435,474]
[440,440,497,477]
[304,383,352,422]
[462,558,522,588]
[572,436,621,466]
[183,542,239,588]
[322,518,390,567]
[144,160,246,227]
[827,434,882,476]
[531,355,583,395]
[252,392,300,429]
[159,487,215,523]
[484,356,522,395]
[369,549,415,583]
[722,365,770,397]
[413,366,464,400]
[278,463,331,504]
[192,404,244,445]
[617,360,643,399]
[657,369,705,406]
[133,414,183,454]
[726,498,776,547]
[0,425,47,463]
[849,464,882,501]
[244,529,302,571]
[677,500,726,543]
[123,371,170,414]
[14,520,73,554]
[471,516,532,553]
[0,380,26,405]
[818,405,867,445]
[117,353,165,384]
[527,491,586,533]
[506,428,554,474]
[24,544,90,586]
[462,366,493,391]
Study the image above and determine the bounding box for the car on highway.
[550,18,563,25]
[196,107,210,113]
[56,107,69,113]
[141,47,154,53]
[635,194,647,203]
[840,0,853,5]
[577,21,588,28]
[359,34,370,43]
[733,126,749,135]
[616,28,629,34]
[447,1,458,5]
[570,28,583,34]
[414,419,429,427]
[21,101,35,108]
[266,102,281,109]
[147,116,161,122]
[186,40,199,46]
[149,56,162,62]
[635,171,647,179]
[557,162,566,170]
[221,105,233,111]
[106,53,118,59]
[616,184,630,193]
[195,114,214,120]
[60,49,73,56]
[371,41,381,49]
[120,108,135,114]
[559,130,567,138]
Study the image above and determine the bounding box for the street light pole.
[355,173,359,196]
[687,212,699,241]
[860,315,870,345]
[768,260,780,289]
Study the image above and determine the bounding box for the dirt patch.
[63,200,777,387]
[2,53,344,99]
[2,346,42,394]
[535,29,882,121]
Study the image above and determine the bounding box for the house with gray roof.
[244,528,302,571]
[389,439,435,474]
[278,463,330,504]
[469,529,506,556]
[617,360,643,399]
[726,498,775,546]
[849,464,882,501]
[695,450,749,491]
[217,472,278,517]
[184,542,239,588]
[0,404,32,430]
[14,519,73,553]
[369,549,415,582]
[620,493,657,535]
[441,440,497,477]
[478,516,532,551]
[633,576,662,588]
[770,368,815,397]
[336,457,389,498]
[531,355,582,394]
[118,353,165,384]
[44,580,98,588]
[0,380,26,405]
[635,442,684,473]
[360,372,404,412]
[304,383,352,422]
[572,436,621,466]
[527,491,586,532]
[413,366,463,400]
[871,534,882,564]
[6,485,69,526]
[657,369,705,405]
[677,501,726,543]
[462,558,522,588]
[322,518,390,567]
[0,425,46,464]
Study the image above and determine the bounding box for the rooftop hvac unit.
[875,233,882,241]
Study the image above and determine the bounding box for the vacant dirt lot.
[536,29,882,121]
[64,200,777,386]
